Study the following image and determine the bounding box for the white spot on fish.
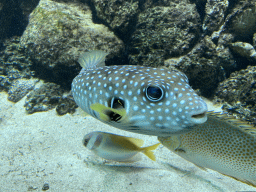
[150,117,155,121]
[133,106,139,111]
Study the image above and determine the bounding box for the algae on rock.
[128,1,201,67]
[20,0,124,69]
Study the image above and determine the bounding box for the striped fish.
[71,50,208,136]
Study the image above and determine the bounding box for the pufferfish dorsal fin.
[207,111,256,137]
[78,50,108,69]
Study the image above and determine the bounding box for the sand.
[0,91,255,192]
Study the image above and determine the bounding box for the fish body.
[72,50,208,136]
[158,112,256,187]
[83,131,160,162]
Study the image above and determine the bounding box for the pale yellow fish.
[83,131,160,162]
[158,112,256,187]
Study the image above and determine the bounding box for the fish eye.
[146,85,164,102]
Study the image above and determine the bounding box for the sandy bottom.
[0,91,255,192]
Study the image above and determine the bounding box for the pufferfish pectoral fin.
[90,103,127,122]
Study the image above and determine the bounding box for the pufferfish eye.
[146,85,164,102]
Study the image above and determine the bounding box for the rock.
[202,0,229,34]
[164,35,232,97]
[0,0,39,41]
[56,94,78,115]
[214,65,256,125]
[128,0,201,67]
[225,1,256,38]
[20,0,124,70]
[24,83,64,114]
[92,0,140,35]
[230,42,256,60]
[0,37,34,91]
[7,78,38,102]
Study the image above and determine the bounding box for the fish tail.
[78,50,108,69]
[142,143,161,161]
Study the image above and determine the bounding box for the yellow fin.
[141,143,161,161]
[125,137,144,147]
[90,103,126,122]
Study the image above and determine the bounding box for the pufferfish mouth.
[191,112,207,119]
[190,108,208,124]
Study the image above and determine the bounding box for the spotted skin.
[72,51,208,136]
[159,112,256,187]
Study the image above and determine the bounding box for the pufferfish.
[71,50,208,136]
[83,131,160,162]
[158,112,256,187]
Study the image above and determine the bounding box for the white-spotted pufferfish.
[71,50,208,136]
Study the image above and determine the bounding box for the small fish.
[83,131,160,162]
[72,50,208,136]
[158,112,256,187]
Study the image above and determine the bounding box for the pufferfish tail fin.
[78,50,108,69]
[141,143,161,161]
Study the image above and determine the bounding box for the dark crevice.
[190,0,207,23]
[85,0,142,66]
[29,60,80,91]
